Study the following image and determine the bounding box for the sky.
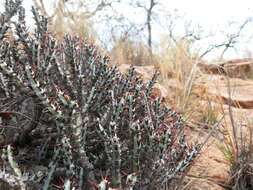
[1,0,253,61]
[163,0,252,25]
[161,0,253,60]
[109,0,253,60]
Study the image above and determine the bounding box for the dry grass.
[109,36,153,66]
[33,0,97,42]
[157,35,202,115]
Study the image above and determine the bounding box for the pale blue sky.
[162,0,252,24]
[160,0,253,60]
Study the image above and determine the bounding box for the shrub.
[0,0,201,189]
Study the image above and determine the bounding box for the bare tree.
[32,0,113,19]
[32,0,115,38]
[200,18,253,59]
[135,0,158,62]
[146,0,157,60]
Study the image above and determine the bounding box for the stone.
[117,64,157,82]
[196,74,253,109]
[198,58,253,77]
[184,128,231,188]
[183,178,225,190]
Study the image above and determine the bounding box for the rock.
[184,128,230,189]
[186,99,253,189]
[117,64,157,82]
[219,104,253,154]
[196,74,253,109]
[183,177,225,190]
[223,59,253,77]
[185,179,224,190]
[198,58,253,77]
[225,58,253,64]
[197,62,225,74]
[117,64,177,104]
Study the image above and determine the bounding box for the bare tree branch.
[200,18,253,59]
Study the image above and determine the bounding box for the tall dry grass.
[109,36,153,66]
[33,0,97,41]
[157,35,205,120]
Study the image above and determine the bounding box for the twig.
[201,115,224,148]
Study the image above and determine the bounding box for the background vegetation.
[0,0,253,189]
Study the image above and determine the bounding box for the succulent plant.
[0,0,201,189]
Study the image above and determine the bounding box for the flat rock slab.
[198,58,253,76]
[183,177,225,190]
[219,105,253,152]
[189,101,253,189]
[196,75,253,109]
[184,128,230,190]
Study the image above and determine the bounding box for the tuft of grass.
[215,75,253,189]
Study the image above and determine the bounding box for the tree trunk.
[147,0,155,63]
